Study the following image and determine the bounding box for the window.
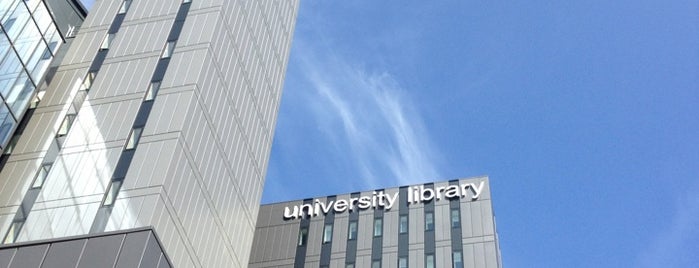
[425,212,434,231]
[118,0,131,14]
[373,218,383,237]
[57,114,76,137]
[453,251,463,268]
[348,221,357,240]
[80,72,96,91]
[2,222,22,244]
[345,264,354,268]
[102,180,122,206]
[372,260,381,268]
[161,41,175,58]
[451,208,461,228]
[144,81,161,101]
[425,254,435,268]
[322,224,333,243]
[100,34,114,50]
[31,164,51,188]
[125,127,142,150]
[399,215,408,234]
[398,257,408,268]
[297,227,308,246]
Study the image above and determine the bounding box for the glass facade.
[0,0,64,150]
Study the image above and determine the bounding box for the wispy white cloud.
[294,40,442,189]
[636,184,699,267]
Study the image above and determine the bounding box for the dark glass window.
[426,254,435,268]
[425,212,434,231]
[322,224,333,243]
[373,218,383,237]
[348,220,357,240]
[453,251,463,268]
[451,208,461,228]
[398,257,408,268]
[399,215,408,234]
[297,227,308,246]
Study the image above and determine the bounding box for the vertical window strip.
[89,0,194,234]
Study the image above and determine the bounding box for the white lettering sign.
[283,181,485,220]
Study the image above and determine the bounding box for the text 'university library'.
[0,0,501,267]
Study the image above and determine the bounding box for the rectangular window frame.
[398,257,408,268]
[322,223,333,244]
[161,41,176,59]
[426,254,435,268]
[348,220,357,240]
[102,180,122,207]
[453,251,463,268]
[31,163,51,188]
[425,211,434,231]
[451,208,461,228]
[144,81,161,101]
[297,227,308,246]
[373,217,383,237]
[124,127,143,150]
[399,214,408,234]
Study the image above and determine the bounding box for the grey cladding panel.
[139,233,162,268]
[41,239,86,268]
[77,234,124,268]
[9,245,48,268]
[115,231,150,268]
[0,248,15,267]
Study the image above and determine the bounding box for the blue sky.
[80,1,699,267]
[264,1,699,267]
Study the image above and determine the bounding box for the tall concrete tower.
[0,0,299,267]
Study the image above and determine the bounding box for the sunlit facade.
[0,0,299,267]
[0,0,84,151]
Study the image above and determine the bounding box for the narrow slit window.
[99,33,113,50]
[373,218,383,237]
[348,221,357,240]
[81,72,96,91]
[453,251,463,268]
[102,180,122,206]
[426,254,435,268]
[144,81,161,101]
[297,227,308,246]
[425,211,434,231]
[2,222,22,244]
[118,0,131,14]
[399,215,408,234]
[451,208,461,228]
[125,127,142,150]
[57,114,76,137]
[161,41,175,59]
[322,224,333,243]
[31,164,51,188]
[398,257,408,268]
